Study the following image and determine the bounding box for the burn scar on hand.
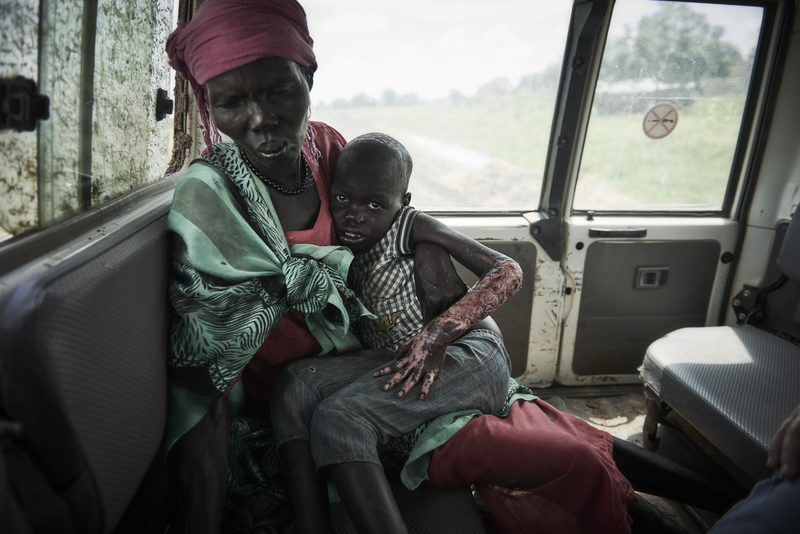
[374,258,523,399]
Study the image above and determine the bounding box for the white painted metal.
[556,216,739,386]
[725,7,800,323]
[439,215,563,387]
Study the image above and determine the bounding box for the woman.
[165,1,467,532]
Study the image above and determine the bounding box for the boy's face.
[330,148,411,253]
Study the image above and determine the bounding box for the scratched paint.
[517,255,564,387]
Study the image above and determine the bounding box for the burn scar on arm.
[374,257,523,399]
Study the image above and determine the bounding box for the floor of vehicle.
[531,385,719,533]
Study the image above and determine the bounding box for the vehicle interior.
[1,0,799,532]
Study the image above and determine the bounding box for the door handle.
[588,228,647,238]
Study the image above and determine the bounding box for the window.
[573,0,763,212]
[0,0,175,241]
[305,0,573,210]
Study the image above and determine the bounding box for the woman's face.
[206,57,311,179]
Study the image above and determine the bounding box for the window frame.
[564,0,784,219]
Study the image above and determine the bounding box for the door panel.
[442,216,563,387]
[572,240,720,376]
[453,241,537,378]
[440,216,564,387]
[558,217,738,385]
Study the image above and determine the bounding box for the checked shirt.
[349,206,425,352]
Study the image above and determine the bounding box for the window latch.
[1,77,50,132]
[156,88,174,122]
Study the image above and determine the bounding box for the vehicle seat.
[331,477,486,534]
[0,204,172,534]
[0,194,486,534]
[640,213,800,484]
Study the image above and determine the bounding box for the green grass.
[577,94,746,208]
[316,89,555,170]
[315,89,747,210]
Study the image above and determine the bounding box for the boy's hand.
[373,329,447,400]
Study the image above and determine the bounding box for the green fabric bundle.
[166,142,371,455]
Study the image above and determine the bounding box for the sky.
[300,0,764,107]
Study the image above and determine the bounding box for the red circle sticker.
[643,102,679,139]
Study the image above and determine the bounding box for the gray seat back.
[0,206,171,533]
[777,211,800,281]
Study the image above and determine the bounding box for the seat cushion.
[330,477,485,534]
[641,326,800,482]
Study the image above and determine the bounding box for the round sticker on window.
[643,102,679,139]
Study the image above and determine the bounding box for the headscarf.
[166,0,317,152]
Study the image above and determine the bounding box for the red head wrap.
[166,0,317,152]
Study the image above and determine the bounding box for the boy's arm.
[413,242,468,324]
[374,212,523,400]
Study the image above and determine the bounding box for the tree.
[605,4,741,90]
[517,64,561,93]
[350,92,377,107]
[397,92,420,106]
[448,89,466,105]
[381,88,399,106]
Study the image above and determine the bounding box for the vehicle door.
[307,0,575,386]
[541,0,794,386]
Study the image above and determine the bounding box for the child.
[331,132,524,399]
[271,132,522,532]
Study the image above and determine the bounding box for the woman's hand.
[413,243,467,324]
[767,404,800,479]
[373,325,447,400]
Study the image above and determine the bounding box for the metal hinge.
[1,77,50,132]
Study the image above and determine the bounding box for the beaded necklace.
[242,148,310,195]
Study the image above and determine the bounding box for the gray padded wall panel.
[453,241,536,378]
[574,241,720,375]
[36,217,170,532]
[754,222,800,338]
[777,213,800,281]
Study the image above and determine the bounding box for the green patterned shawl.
[166,141,531,500]
[166,141,370,454]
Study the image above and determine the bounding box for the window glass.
[0,0,174,241]
[90,1,174,204]
[37,0,174,226]
[305,0,573,210]
[573,0,763,212]
[0,0,39,242]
